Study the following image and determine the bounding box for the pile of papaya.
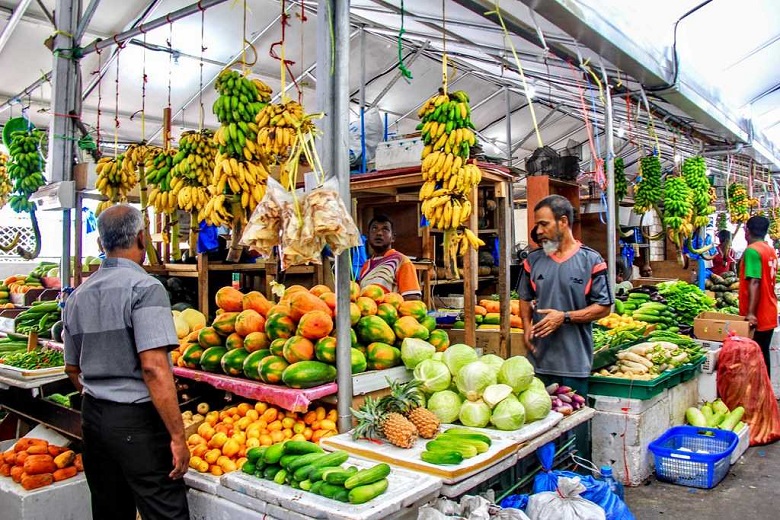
[172,281,450,390]
[241,440,391,505]
[0,438,83,491]
[453,298,524,331]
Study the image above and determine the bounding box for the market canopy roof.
[0,0,777,179]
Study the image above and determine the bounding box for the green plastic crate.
[588,371,671,400]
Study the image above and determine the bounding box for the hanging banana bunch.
[633,154,662,215]
[145,147,179,214]
[417,89,483,277]
[727,183,749,224]
[716,212,729,231]
[95,155,138,215]
[681,156,714,229]
[0,152,11,210]
[5,128,45,259]
[171,130,216,213]
[769,207,780,240]
[255,101,316,172]
[614,156,627,203]
[662,176,694,246]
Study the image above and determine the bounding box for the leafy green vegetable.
[656,281,715,325]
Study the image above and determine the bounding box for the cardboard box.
[693,311,753,341]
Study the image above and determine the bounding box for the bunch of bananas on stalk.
[614,156,627,202]
[171,130,217,212]
[123,143,149,175]
[145,147,179,214]
[256,101,314,165]
[95,155,138,215]
[663,176,694,243]
[769,207,780,240]
[727,183,750,224]
[199,188,232,228]
[212,70,269,125]
[0,153,11,210]
[682,156,715,228]
[6,129,46,213]
[716,212,729,231]
[633,155,662,214]
[418,89,477,158]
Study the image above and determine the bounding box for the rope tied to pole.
[396,0,413,81]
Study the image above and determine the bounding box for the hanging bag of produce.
[717,334,780,445]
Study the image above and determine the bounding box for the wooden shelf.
[431,276,496,286]
[429,228,498,235]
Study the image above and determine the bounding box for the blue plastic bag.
[198,222,220,253]
[499,494,529,511]
[531,442,635,520]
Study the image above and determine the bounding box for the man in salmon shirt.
[358,215,422,300]
[739,215,778,376]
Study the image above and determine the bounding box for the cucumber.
[435,435,490,453]
[299,479,313,491]
[279,454,299,468]
[290,480,300,489]
[425,440,478,458]
[273,469,288,485]
[284,440,323,455]
[246,447,267,464]
[303,450,349,472]
[320,482,350,502]
[263,464,283,480]
[286,452,328,472]
[294,463,319,482]
[348,478,389,505]
[437,429,492,446]
[310,480,325,495]
[344,463,391,490]
[310,465,344,482]
[323,467,359,485]
[242,461,256,474]
[263,442,287,464]
[421,450,464,465]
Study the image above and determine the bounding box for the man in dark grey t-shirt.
[518,195,612,457]
[64,205,189,520]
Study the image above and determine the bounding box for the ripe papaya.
[398,300,428,321]
[419,315,437,332]
[242,291,272,317]
[427,329,450,352]
[235,309,265,336]
[349,281,361,302]
[258,355,290,384]
[376,303,399,326]
[349,303,362,326]
[198,327,223,348]
[382,292,404,309]
[215,287,244,312]
[225,332,245,350]
[265,313,296,342]
[314,336,337,364]
[366,342,401,370]
[221,348,250,377]
[355,297,378,316]
[360,284,386,304]
[355,315,396,345]
[296,310,334,340]
[269,338,286,357]
[288,291,332,321]
[212,312,239,336]
[393,316,429,341]
[309,284,332,297]
[282,336,315,363]
[351,348,367,374]
[181,344,205,368]
[244,331,270,353]
[320,291,337,311]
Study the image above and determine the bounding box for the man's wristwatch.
[563,311,572,324]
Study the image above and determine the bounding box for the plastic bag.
[241,177,288,257]
[531,443,634,520]
[303,187,361,256]
[717,334,780,445]
[526,477,605,520]
[349,107,383,168]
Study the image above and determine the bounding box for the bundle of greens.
[0,348,64,370]
[656,280,715,325]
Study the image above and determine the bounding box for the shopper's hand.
[170,438,190,479]
[746,313,758,328]
[532,309,565,338]
[524,327,535,354]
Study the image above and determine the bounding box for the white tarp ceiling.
[0,0,777,181]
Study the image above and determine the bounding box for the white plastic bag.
[526,476,606,520]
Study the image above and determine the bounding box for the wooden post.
[496,181,512,358]
[421,225,432,308]
[463,184,479,347]
[197,253,210,317]
[73,192,83,287]
[27,331,38,353]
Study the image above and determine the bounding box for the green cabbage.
[527,377,547,393]
[480,354,505,373]
[456,361,497,401]
[413,359,452,393]
[459,399,491,428]
[518,386,552,422]
[401,338,436,369]
[490,395,526,431]
[443,343,479,376]
[431,352,444,362]
[497,356,535,394]
[482,384,514,408]
[427,390,462,423]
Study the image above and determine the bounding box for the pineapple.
[382,379,440,439]
[352,395,419,449]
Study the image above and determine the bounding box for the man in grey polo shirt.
[519,195,612,457]
[63,204,189,520]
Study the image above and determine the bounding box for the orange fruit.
[258,434,273,446]
[237,403,252,416]
[254,402,268,414]
[270,430,285,443]
[267,420,283,432]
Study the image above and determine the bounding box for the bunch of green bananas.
[418,90,477,160]
[614,156,627,202]
[6,129,47,213]
[171,130,218,213]
[0,152,11,210]
[145,147,179,214]
[716,212,729,231]
[663,176,694,243]
[213,70,269,125]
[633,155,662,214]
[682,156,714,228]
[769,207,780,240]
[727,183,749,224]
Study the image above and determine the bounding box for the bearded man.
[518,195,612,458]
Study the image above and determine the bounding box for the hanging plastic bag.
[526,476,605,520]
[241,177,288,258]
[303,187,361,256]
[530,443,634,520]
[717,333,780,445]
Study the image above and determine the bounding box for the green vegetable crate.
[589,358,704,400]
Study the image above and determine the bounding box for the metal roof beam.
[74,0,100,43]
[0,0,35,56]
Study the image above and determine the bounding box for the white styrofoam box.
[187,488,278,520]
[592,389,668,415]
[695,339,723,351]
[0,440,92,520]
[184,471,222,496]
[696,339,722,374]
[731,425,750,465]
[668,378,700,426]
[215,485,268,514]
[698,371,718,403]
[591,395,671,487]
[374,137,425,171]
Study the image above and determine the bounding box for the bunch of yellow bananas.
[443,228,486,279]
[123,143,149,176]
[212,152,268,213]
[170,130,217,214]
[95,155,138,215]
[421,154,482,195]
[213,121,261,162]
[199,187,232,228]
[417,90,476,158]
[769,207,780,240]
[419,186,473,230]
[255,101,314,163]
[727,183,749,224]
[663,176,694,244]
[145,147,179,214]
[0,152,11,210]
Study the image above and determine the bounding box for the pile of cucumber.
[241,440,391,505]
[420,428,492,465]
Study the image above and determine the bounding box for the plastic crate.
[649,426,738,489]
[588,371,671,400]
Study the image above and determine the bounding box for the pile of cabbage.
[401,339,551,431]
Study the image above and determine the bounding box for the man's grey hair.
[97,205,145,252]
[534,194,574,226]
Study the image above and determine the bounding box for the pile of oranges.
[187,401,338,476]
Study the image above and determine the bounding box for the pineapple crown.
[351,396,387,441]
[380,378,425,414]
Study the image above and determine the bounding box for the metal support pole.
[359,25,367,173]
[74,0,101,43]
[602,65,617,300]
[51,0,81,295]
[505,89,512,166]
[317,0,353,434]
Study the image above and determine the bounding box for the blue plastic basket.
[649,426,738,489]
